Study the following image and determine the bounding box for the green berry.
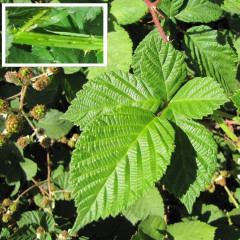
[67,140,75,148]
[2,213,11,223]
[64,192,71,200]
[60,136,68,144]
[9,202,18,212]
[40,137,51,149]
[17,136,30,149]
[31,105,46,120]
[4,71,21,85]
[0,99,8,114]
[33,76,50,91]
[0,133,8,148]
[2,198,11,207]
[5,115,23,133]
[18,67,33,84]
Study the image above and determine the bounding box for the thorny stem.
[47,151,52,200]
[212,112,240,153]
[16,180,47,202]
[6,92,21,101]
[143,0,168,43]
[224,185,240,209]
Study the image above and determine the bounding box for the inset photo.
[2,3,107,67]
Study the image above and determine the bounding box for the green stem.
[214,110,235,119]
[224,185,240,209]
[12,32,103,51]
[212,112,240,152]
[15,8,50,36]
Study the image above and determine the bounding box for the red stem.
[143,0,168,43]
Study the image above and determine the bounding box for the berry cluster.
[33,76,50,91]
[0,99,8,114]
[5,115,23,133]
[31,105,46,120]
[18,67,33,84]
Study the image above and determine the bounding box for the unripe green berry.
[0,133,8,148]
[18,67,33,84]
[67,140,75,148]
[2,198,11,207]
[17,136,30,149]
[0,99,8,114]
[64,192,71,200]
[60,136,68,144]
[33,76,50,91]
[9,202,18,212]
[4,71,21,85]
[40,137,51,148]
[2,213,11,223]
[31,105,46,120]
[47,67,59,75]
[5,115,23,133]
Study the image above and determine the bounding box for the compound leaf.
[167,220,216,240]
[168,77,228,119]
[132,29,187,102]
[175,0,222,23]
[164,111,217,212]
[184,25,238,93]
[111,0,148,25]
[63,71,162,129]
[70,106,175,233]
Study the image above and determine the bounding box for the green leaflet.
[157,0,184,18]
[69,106,175,233]
[35,109,73,140]
[88,22,133,79]
[168,77,229,119]
[230,89,240,112]
[111,0,148,25]
[122,186,164,225]
[184,25,238,93]
[175,0,222,23]
[132,29,187,102]
[222,0,240,15]
[163,110,217,212]
[63,71,162,129]
[167,220,216,240]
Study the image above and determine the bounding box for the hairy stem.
[143,0,168,43]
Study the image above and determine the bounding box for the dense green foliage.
[0,0,240,239]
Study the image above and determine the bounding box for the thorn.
[147,19,154,23]
[84,50,90,57]
[155,8,165,18]
[153,0,161,6]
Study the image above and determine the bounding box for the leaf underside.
[69,106,175,233]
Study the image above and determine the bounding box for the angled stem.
[224,185,239,209]
[143,0,168,43]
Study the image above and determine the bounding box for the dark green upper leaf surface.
[132,29,187,102]
[157,0,184,18]
[175,0,222,23]
[163,110,217,213]
[168,77,228,119]
[69,106,175,233]
[63,71,162,129]
[184,25,238,93]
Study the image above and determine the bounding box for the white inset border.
[2,3,108,67]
